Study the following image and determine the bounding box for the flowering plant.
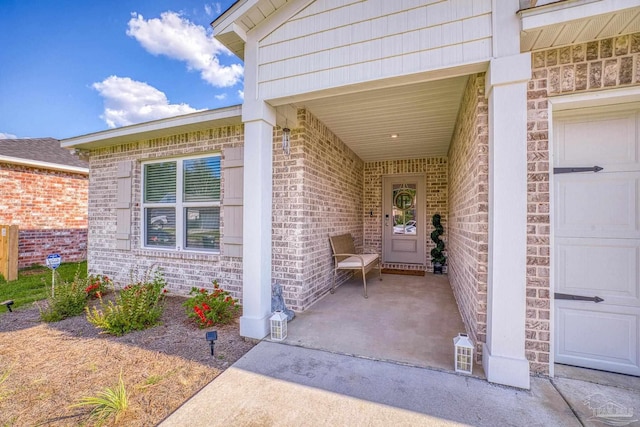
[183,280,240,328]
[85,274,113,299]
[86,269,167,336]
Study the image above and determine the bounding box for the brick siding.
[526,33,640,375]
[0,163,88,268]
[86,113,363,312]
[447,73,489,361]
[284,109,364,310]
[87,127,245,298]
[363,158,448,272]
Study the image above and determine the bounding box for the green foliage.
[430,213,447,265]
[0,261,87,313]
[84,274,113,299]
[70,371,128,423]
[183,280,241,328]
[40,272,90,322]
[86,269,167,336]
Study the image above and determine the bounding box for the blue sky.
[0,0,242,140]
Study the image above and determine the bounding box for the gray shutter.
[115,160,133,250]
[222,147,243,257]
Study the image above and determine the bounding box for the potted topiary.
[430,213,446,274]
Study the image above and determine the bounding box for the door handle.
[554,293,604,303]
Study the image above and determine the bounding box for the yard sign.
[46,254,61,296]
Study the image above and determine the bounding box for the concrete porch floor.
[279,272,485,378]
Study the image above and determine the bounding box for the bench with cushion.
[329,233,382,298]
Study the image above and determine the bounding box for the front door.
[382,175,425,265]
[553,104,640,376]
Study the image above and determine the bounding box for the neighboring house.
[61,0,640,389]
[0,138,89,269]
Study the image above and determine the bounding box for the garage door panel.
[554,104,640,376]
[555,305,640,375]
[556,238,640,306]
[555,173,639,238]
[555,110,639,171]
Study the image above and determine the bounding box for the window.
[142,155,221,252]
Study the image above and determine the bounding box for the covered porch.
[281,272,485,378]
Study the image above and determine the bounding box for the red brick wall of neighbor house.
[0,163,88,268]
[447,73,489,362]
[363,158,448,272]
[526,32,640,375]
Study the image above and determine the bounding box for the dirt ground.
[0,295,256,426]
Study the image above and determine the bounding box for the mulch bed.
[0,295,256,426]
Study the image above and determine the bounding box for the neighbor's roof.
[0,137,89,174]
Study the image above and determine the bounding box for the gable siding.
[257,0,492,99]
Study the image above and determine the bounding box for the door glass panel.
[392,184,417,235]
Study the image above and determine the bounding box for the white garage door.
[554,104,640,376]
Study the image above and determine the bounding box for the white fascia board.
[212,0,255,36]
[0,155,89,174]
[61,106,243,150]
[520,0,639,30]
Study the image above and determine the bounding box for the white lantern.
[453,333,474,374]
[270,311,288,341]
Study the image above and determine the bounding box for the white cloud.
[214,93,226,100]
[237,90,244,100]
[127,11,243,88]
[92,76,199,128]
[0,132,18,139]
[204,4,212,16]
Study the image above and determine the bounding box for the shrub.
[183,280,240,328]
[86,270,167,336]
[85,274,113,299]
[40,273,89,322]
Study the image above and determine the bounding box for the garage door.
[554,104,640,376]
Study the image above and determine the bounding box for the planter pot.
[433,262,444,275]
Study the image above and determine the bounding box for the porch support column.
[483,53,531,389]
[240,100,275,339]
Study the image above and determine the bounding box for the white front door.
[554,104,640,376]
[382,175,425,265]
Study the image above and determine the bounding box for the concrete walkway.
[160,341,640,426]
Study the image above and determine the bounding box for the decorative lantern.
[453,333,474,374]
[270,311,288,341]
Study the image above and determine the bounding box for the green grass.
[0,261,87,313]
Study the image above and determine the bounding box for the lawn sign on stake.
[45,254,61,297]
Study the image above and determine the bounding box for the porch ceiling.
[299,76,469,163]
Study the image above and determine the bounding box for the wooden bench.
[329,233,381,298]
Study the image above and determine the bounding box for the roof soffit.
[212,0,313,59]
[520,1,640,51]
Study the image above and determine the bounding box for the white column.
[482,53,532,389]
[240,101,275,339]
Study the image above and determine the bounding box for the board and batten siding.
[257,0,493,99]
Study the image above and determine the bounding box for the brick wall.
[526,33,640,374]
[363,158,448,272]
[447,73,489,361]
[296,109,364,310]
[87,127,245,298]
[0,163,88,268]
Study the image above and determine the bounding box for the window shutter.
[222,147,243,257]
[115,160,133,250]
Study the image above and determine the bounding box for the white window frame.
[141,153,221,253]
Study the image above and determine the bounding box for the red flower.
[200,288,207,294]
[202,303,210,311]
[163,289,168,294]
